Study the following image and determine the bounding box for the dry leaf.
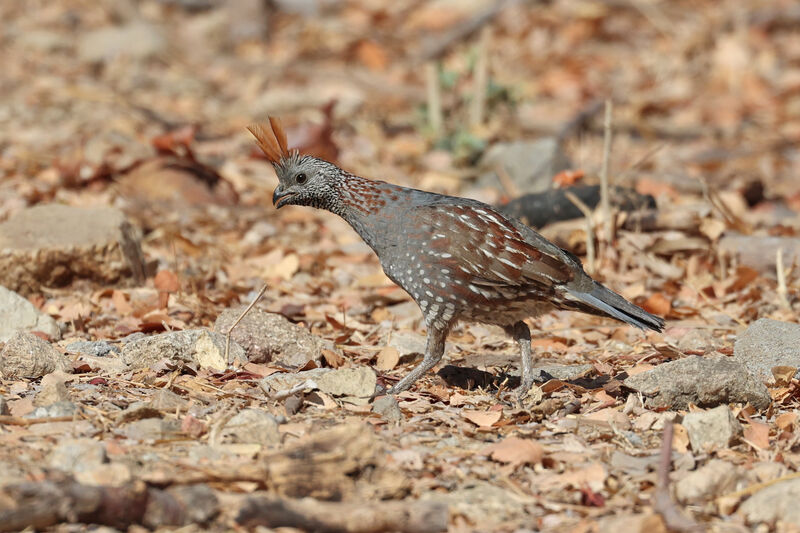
[322,349,346,368]
[355,40,388,71]
[771,366,797,386]
[776,412,797,431]
[553,169,585,187]
[743,420,770,450]
[376,346,400,371]
[154,270,179,292]
[641,292,671,316]
[266,253,300,280]
[483,436,543,466]
[672,424,690,453]
[462,409,502,428]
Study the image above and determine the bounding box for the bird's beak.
[272,185,295,209]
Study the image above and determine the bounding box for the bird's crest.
[247,117,289,163]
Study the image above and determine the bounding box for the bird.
[248,118,664,397]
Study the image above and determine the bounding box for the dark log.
[496,185,656,229]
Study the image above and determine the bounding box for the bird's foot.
[514,379,543,409]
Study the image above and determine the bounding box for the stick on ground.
[224,283,268,365]
[653,422,702,532]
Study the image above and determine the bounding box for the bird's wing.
[418,203,577,289]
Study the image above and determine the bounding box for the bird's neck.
[332,172,403,251]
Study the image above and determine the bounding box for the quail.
[248,118,664,396]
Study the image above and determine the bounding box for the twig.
[719,471,800,501]
[0,415,77,426]
[469,26,491,128]
[777,247,790,308]
[599,99,613,246]
[270,379,319,401]
[653,422,702,532]
[225,284,268,365]
[425,63,443,135]
[564,191,596,275]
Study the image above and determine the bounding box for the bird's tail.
[563,282,665,332]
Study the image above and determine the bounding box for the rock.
[478,138,570,194]
[0,204,146,294]
[0,286,60,341]
[75,463,132,487]
[47,438,106,472]
[0,395,8,415]
[214,306,322,367]
[734,319,800,383]
[122,418,181,442]
[34,371,71,406]
[388,330,427,359]
[147,389,187,411]
[143,485,219,528]
[28,401,79,419]
[65,340,120,357]
[0,331,71,378]
[683,405,743,452]
[259,368,332,395]
[533,363,594,382]
[78,22,166,62]
[624,354,770,410]
[595,513,666,533]
[738,478,800,526]
[719,233,800,274]
[121,329,246,371]
[675,459,741,503]
[421,481,529,526]
[220,409,280,446]
[372,395,402,423]
[316,366,377,399]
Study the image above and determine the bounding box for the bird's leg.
[504,321,534,397]
[388,324,449,394]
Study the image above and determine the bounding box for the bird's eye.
[296,173,307,184]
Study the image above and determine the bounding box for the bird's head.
[247,118,341,211]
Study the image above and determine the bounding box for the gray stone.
[533,363,594,382]
[0,395,8,415]
[675,459,741,503]
[28,401,78,419]
[0,204,146,294]
[0,286,60,342]
[738,478,800,526]
[316,366,377,398]
[720,233,800,275]
[122,329,246,371]
[734,318,800,383]
[78,22,166,62]
[47,438,106,472]
[478,137,570,194]
[65,340,120,357]
[388,330,427,359]
[147,389,187,411]
[214,306,322,367]
[220,408,280,446]
[121,418,181,442]
[624,354,771,410]
[372,395,402,423]
[683,405,743,452]
[0,331,71,378]
[259,368,332,395]
[34,371,71,406]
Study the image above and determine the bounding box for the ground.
[1,0,800,531]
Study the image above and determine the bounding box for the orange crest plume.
[247,116,289,163]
